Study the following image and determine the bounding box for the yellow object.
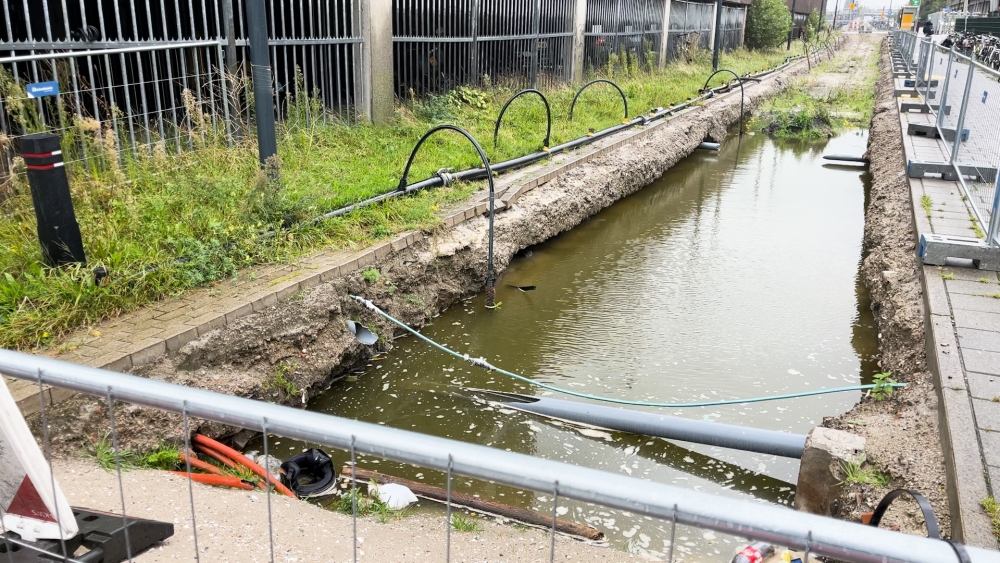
[849,3,856,9]
[781,552,792,563]
[901,13,914,30]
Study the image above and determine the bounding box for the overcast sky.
[827,0,911,13]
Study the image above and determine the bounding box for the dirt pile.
[824,38,950,537]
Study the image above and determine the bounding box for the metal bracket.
[904,78,939,88]
[906,123,964,141]
[895,87,933,99]
[920,233,1000,270]
[907,160,997,183]
[3,508,174,563]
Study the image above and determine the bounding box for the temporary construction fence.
[582,0,666,74]
[0,347,996,563]
[895,30,1000,248]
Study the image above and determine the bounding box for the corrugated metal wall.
[582,0,666,74]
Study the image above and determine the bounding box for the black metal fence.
[666,0,713,59]
[392,0,576,97]
[583,0,666,75]
[718,5,747,52]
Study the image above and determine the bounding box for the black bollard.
[22,133,86,266]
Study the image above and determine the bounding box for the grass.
[983,497,1000,542]
[753,38,877,139]
[361,268,381,284]
[841,454,891,487]
[264,361,299,399]
[336,481,409,523]
[0,48,792,351]
[921,194,933,218]
[86,434,181,471]
[941,271,956,280]
[450,512,482,532]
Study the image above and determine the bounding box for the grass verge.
[2,48,791,350]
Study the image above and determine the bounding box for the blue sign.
[26,81,59,99]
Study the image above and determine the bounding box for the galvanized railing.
[901,32,1000,246]
[0,348,996,563]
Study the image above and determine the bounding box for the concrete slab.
[958,328,1000,353]
[965,348,1000,376]
[954,308,1000,331]
[968,372,1000,401]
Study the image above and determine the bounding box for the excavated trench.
[34,47,898,560]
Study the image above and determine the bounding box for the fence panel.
[666,0,713,62]
[719,5,746,52]
[582,0,665,76]
[954,59,1000,243]
[393,0,574,97]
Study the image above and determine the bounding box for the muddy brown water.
[249,130,878,561]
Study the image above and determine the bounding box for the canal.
[256,129,878,560]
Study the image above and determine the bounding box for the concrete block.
[959,328,1000,353]
[955,309,1000,332]
[968,372,1000,401]
[794,427,865,516]
[953,295,1000,316]
[320,264,343,283]
[964,349,1000,376]
[224,303,253,325]
[973,398,1000,432]
[250,292,278,312]
[130,340,166,368]
[165,328,198,353]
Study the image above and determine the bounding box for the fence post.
[923,41,935,104]
[950,56,976,166]
[989,173,1000,247]
[571,0,587,81]
[470,0,480,84]
[246,0,278,168]
[21,133,86,267]
[711,0,723,70]
[222,0,238,74]
[657,0,672,70]
[355,0,394,124]
[936,47,955,132]
[530,0,542,88]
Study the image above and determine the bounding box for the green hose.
[351,296,905,408]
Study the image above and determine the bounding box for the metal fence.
[0,0,361,179]
[666,0,714,60]
[583,0,666,74]
[901,30,1000,246]
[392,0,576,96]
[718,5,746,53]
[0,348,996,563]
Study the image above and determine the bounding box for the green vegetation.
[745,0,792,51]
[450,512,482,532]
[264,361,300,399]
[336,481,409,523]
[983,497,1000,542]
[941,271,956,280]
[361,268,381,284]
[921,194,933,218]
[804,10,820,43]
[841,455,892,487]
[0,49,791,351]
[754,45,876,139]
[871,372,897,401]
[87,435,181,471]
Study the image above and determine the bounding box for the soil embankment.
[38,55,813,453]
[824,38,951,536]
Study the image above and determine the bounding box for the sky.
[827,0,918,12]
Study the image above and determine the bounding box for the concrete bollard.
[794,427,866,516]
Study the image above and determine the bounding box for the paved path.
[896,46,1000,546]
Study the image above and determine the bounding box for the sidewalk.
[898,88,1000,548]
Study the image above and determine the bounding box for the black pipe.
[569,79,629,122]
[493,89,552,150]
[477,391,808,459]
[702,69,746,135]
[397,125,499,308]
[823,154,869,163]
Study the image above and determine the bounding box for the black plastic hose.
[493,89,552,150]
[569,79,629,122]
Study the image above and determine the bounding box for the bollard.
[21,133,86,266]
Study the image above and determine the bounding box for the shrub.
[746,0,792,51]
[805,10,820,42]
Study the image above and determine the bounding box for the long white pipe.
[0,349,994,563]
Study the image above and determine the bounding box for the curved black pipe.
[493,89,552,150]
[568,79,628,122]
[397,125,499,308]
[701,69,745,136]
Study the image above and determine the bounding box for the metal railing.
[0,348,997,563]
[899,31,1000,246]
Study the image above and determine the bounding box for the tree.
[919,0,948,19]
[805,9,820,42]
[746,0,793,51]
